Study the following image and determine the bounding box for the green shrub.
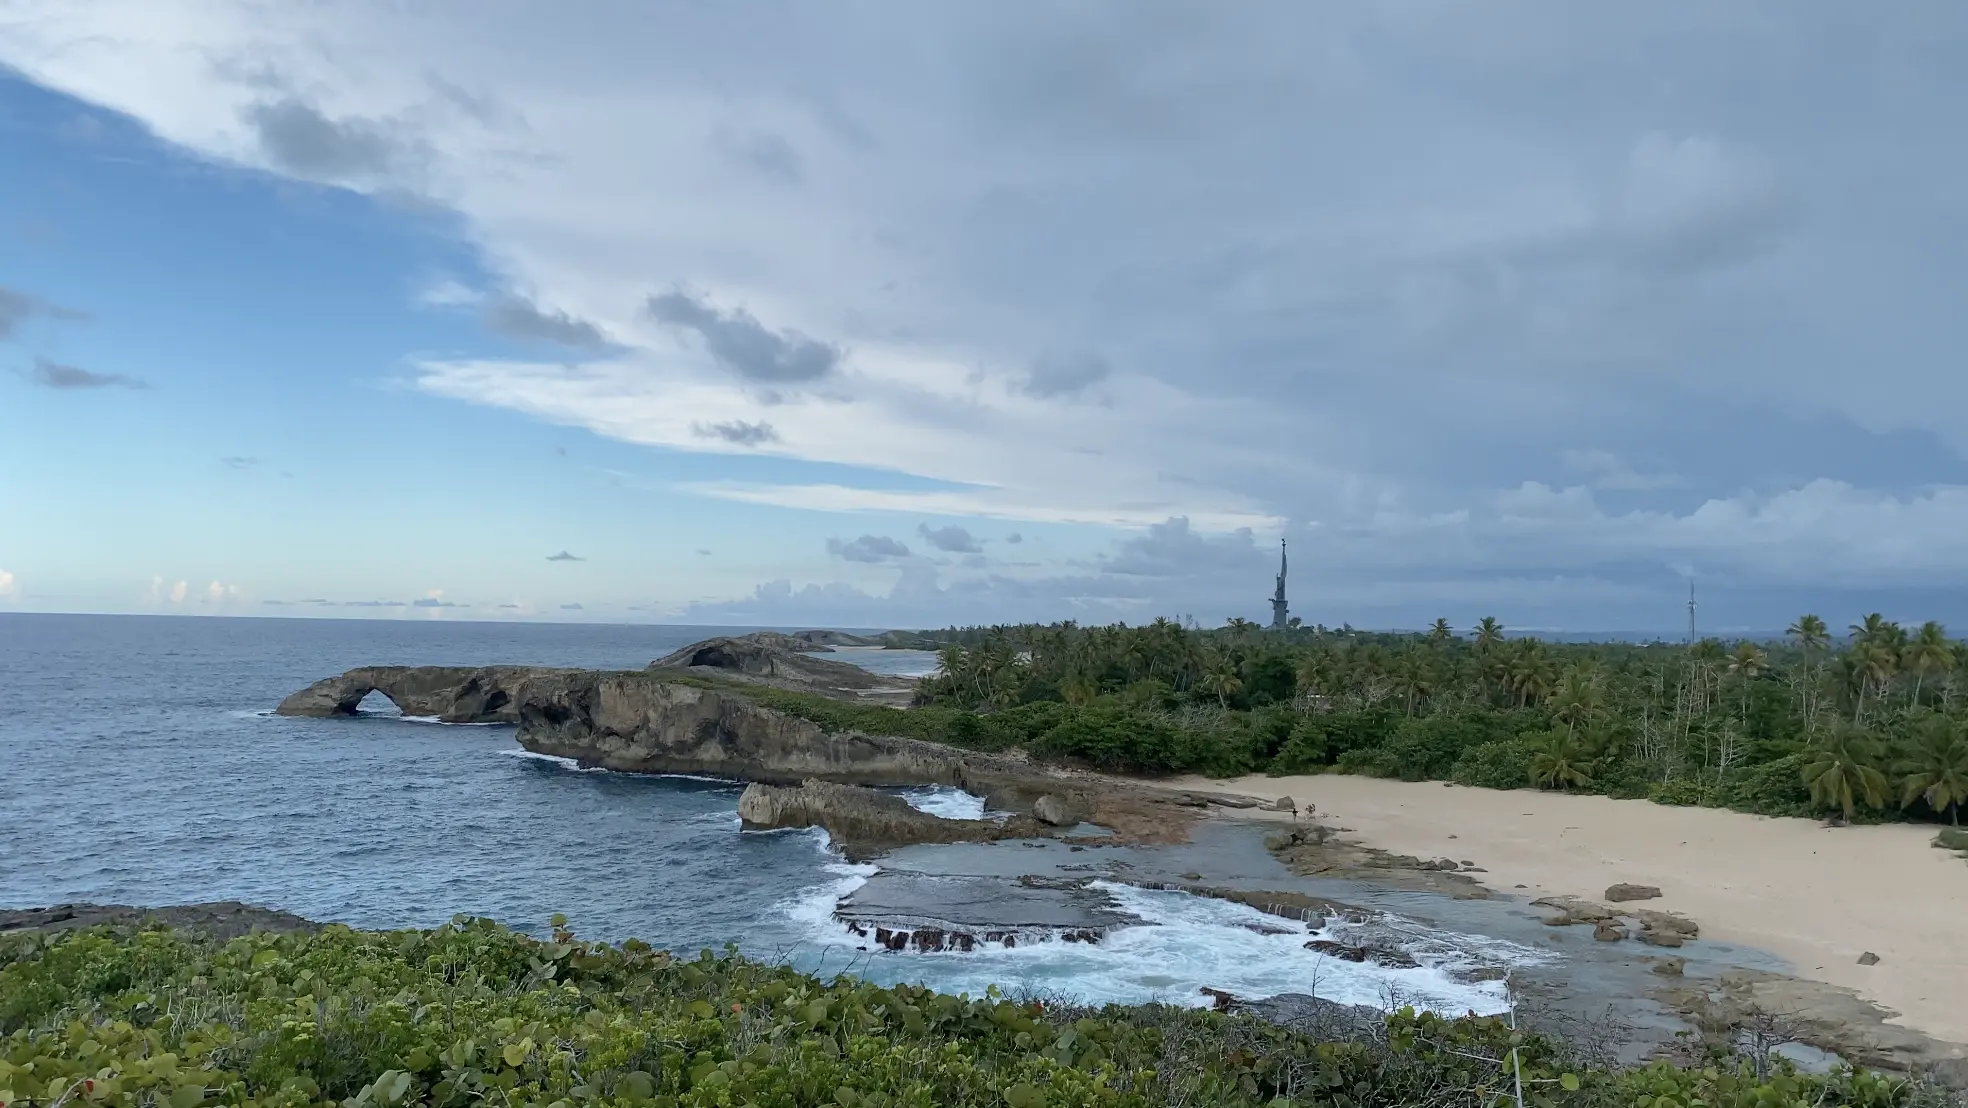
[1646,777,1712,807]
[1717,751,1816,817]
[1448,739,1537,790]
[0,919,1936,1108]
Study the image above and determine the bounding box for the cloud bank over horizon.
[4,2,1968,631]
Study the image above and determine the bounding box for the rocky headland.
[275,638,1211,855]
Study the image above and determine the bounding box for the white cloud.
[169,579,188,605]
[0,568,16,600]
[5,2,1968,622]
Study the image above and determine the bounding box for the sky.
[3,1,1968,634]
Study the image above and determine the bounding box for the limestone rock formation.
[275,662,1197,847]
[835,871,1137,951]
[274,665,563,721]
[1530,896,1618,924]
[789,629,886,648]
[648,634,912,699]
[0,902,317,938]
[737,779,1035,857]
[1033,792,1091,827]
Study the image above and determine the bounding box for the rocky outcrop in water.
[276,661,1194,849]
[274,665,565,721]
[737,779,1040,857]
[0,902,317,938]
[834,872,1139,952]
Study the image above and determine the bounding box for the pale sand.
[1166,773,1968,1047]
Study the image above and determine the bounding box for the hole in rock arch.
[354,689,402,717]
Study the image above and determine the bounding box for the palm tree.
[1528,730,1596,790]
[1897,714,1968,826]
[1507,642,1558,708]
[1428,618,1454,645]
[1197,654,1244,710]
[1727,641,1767,727]
[1548,664,1607,738]
[1801,726,1889,821]
[1848,640,1897,724]
[1473,617,1504,650]
[1060,670,1099,706]
[1786,614,1830,732]
[1850,612,1892,648]
[1904,621,1953,707]
[1786,614,1829,653]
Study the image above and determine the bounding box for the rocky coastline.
[265,634,1967,1085]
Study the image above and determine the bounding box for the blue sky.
[3,2,1968,634]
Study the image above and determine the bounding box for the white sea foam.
[780,871,1543,1015]
[897,786,990,821]
[499,749,608,773]
[781,828,878,932]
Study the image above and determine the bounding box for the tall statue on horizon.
[1270,539,1289,631]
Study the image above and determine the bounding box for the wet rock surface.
[738,779,1041,858]
[833,872,1142,952]
[0,902,317,938]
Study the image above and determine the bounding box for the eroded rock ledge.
[737,779,1047,858]
[275,663,1193,850]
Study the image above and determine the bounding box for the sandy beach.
[1165,773,1968,1047]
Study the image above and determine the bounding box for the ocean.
[0,613,1537,1013]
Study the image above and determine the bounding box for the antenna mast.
[1686,581,1697,644]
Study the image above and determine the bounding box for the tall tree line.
[910,615,1968,825]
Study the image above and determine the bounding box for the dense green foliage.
[0,920,1948,1108]
[870,615,1968,823]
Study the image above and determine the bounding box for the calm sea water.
[0,613,1533,1012]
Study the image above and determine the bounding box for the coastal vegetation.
[775,617,1968,825]
[0,917,1949,1108]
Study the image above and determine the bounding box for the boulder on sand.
[1605,883,1663,903]
[1034,793,1091,827]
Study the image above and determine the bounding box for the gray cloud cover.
[647,290,842,383]
[1017,352,1110,399]
[827,534,911,563]
[693,419,779,446]
[0,286,39,340]
[29,357,146,390]
[917,523,984,553]
[483,296,609,349]
[10,2,1968,628]
[243,98,403,180]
